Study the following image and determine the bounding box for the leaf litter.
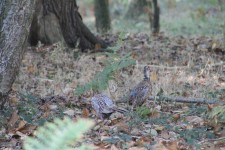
[0,32,225,149]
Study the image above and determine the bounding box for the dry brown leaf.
[9,95,20,106]
[8,111,19,129]
[95,43,101,49]
[207,104,214,111]
[27,65,36,74]
[153,141,168,150]
[135,138,145,147]
[42,111,49,118]
[154,140,178,150]
[18,124,37,135]
[186,116,204,126]
[172,114,180,122]
[129,147,146,150]
[162,140,178,150]
[116,121,130,134]
[82,108,90,118]
[160,130,170,139]
[154,125,165,131]
[149,110,161,118]
[151,71,158,82]
[110,144,119,150]
[16,120,27,131]
[63,109,75,116]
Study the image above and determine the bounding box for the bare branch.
[149,96,225,105]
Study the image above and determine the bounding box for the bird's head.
[143,66,152,80]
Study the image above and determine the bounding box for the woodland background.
[0,0,225,149]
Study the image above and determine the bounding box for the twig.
[198,136,225,144]
[206,136,225,142]
[137,61,225,70]
[149,96,225,105]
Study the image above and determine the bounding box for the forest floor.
[1,1,225,149]
[0,32,224,149]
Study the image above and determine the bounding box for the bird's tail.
[114,107,129,113]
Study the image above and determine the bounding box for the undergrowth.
[75,34,135,96]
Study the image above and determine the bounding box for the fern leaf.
[23,118,94,150]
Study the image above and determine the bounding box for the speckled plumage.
[129,66,152,108]
[91,94,126,119]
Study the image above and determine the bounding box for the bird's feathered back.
[129,66,152,108]
[91,94,127,119]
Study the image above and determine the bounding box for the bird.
[128,66,152,109]
[91,93,127,119]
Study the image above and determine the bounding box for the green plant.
[136,106,152,118]
[23,118,94,150]
[75,34,135,96]
[208,106,225,123]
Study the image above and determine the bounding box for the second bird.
[128,66,152,108]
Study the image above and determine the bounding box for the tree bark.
[94,0,111,33]
[0,0,36,108]
[147,0,160,34]
[29,0,106,51]
[152,0,160,34]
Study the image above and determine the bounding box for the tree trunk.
[147,0,160,35]
[125,0,147,19]
[0,0,36,108]
[29,0,106,51]
[152,0,160,34]
[94,0,111,33]
[218,0,224,11]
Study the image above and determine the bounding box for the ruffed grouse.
[128,66,152,108]
[91,93,127,119]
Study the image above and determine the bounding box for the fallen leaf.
[149,110,161,118]
[154,125,165,131]
[154,140,178,150]
[16,120,27,131]
[8,111,19,129]
[151,71,158,81]
[162,140,178,150]
[129,147,146,150]
[116,121,130,134]
[110,144,119,150]
[172,114,180,122]
[160,130,170,139]
[27,65,36,74]
[82,108,89,118]
[186,116,204,126]
[63,109,75,116]
[18,124,37,135]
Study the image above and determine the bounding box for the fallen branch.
[137,61,225,70]
[149,96,225,105]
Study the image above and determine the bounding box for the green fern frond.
[75,33,135,96]
[23,118,94,150]
[208,106,225,120]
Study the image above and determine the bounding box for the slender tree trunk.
[147,0,160,35]
[218,0,224,11]
[94,0,111,33]
[152,0,160,34]
[0,0,36,108]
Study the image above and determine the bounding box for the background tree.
[29,0,106,51]
[125,0,147,19]
[94,0,111,33]
[0,0,36,108]
[146,0,160,34]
